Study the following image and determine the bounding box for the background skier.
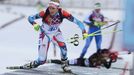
[80,2,108,58]
[47,49,118,69]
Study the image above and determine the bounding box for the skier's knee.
[58,42,65,47]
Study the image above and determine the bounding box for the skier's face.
[95,9,101,13]
[48,6,58,16]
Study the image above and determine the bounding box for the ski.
[6,62,38,70]
[62,69,73,73]
[6,65,75,74]
[6,66,26,69]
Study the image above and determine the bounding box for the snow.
[0,5,133,75]
[1,64,130,75]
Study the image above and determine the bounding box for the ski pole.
[67,29,122,46]
[93,29,122,36]
[90,20,120,35]
[78,29,122,40]
[67,21,120,46]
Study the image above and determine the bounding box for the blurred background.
[0,0,124,9]
[0,0,133,75]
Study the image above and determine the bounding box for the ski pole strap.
[67,39,79,46]
[66,34,80,46]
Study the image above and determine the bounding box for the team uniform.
[28,8,86,69]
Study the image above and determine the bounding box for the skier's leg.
[53,42,57,57]
[46,59,77,66]
[69,58,88,67]
[53,32,68,61]
[80,27,95,58]
[52,38,58,57]
[95,34,102,52]
[24,32,51,69]
[53,32,71,72]
[37,33,51,63]
[68,59,78,66]
[80,36,93,58]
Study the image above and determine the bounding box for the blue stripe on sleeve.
[73,17,85,31]
[28,13,41,25]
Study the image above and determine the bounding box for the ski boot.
[61,60,72,72]
[23,60,40,69]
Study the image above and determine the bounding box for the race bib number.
[48,26,58,31]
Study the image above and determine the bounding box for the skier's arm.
[89,14,95,23]
[83,14,92,26]
[28,11,45,25]
[83,21,91,26]
[28,11,45,31]
[62,10,86,33]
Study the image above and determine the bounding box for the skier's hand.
[94,21,107,27]
[83,33,88,40]
[33,23,40,31]
[82,30,88,40]
[101,21,108,25]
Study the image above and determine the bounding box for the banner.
[124,0,134,51]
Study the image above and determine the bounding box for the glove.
[82,30,88,40]
[94,21,107,27]
[83,33,88,40]
[33,23,40,31]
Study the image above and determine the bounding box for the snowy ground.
[0,5,133,75]
[1,63,132,75]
